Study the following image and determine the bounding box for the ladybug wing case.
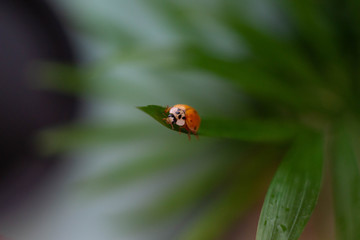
[185,108,201,133]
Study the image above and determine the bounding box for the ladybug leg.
[195,134,199,140]
[184,126,191,140]
[163,107,170,117]
[163,119,174,129]
[165,106,170,113]
[162,117,171,127]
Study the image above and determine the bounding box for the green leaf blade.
[137,105,191,134]
[137,105,168,127]
[138,105,301,142]
[256,132,324,240]
[332,124,360,240]
[199,118,300,142]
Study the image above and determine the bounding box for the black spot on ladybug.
[178,115,182,119]
[176,111,180,115]
[182,116,186,120]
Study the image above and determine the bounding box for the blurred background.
[1,0,358,239]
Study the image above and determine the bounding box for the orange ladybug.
[164,104,201,140]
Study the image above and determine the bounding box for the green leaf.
[256,131,324,240]
[200,118,300,142]
[332,123,360,240]
[138,105,301,142]
[137,105,170,128]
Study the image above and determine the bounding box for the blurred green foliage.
[41,0,360,239]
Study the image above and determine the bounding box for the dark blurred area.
[0,0,77,213]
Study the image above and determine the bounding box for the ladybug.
[164,104,201,140]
